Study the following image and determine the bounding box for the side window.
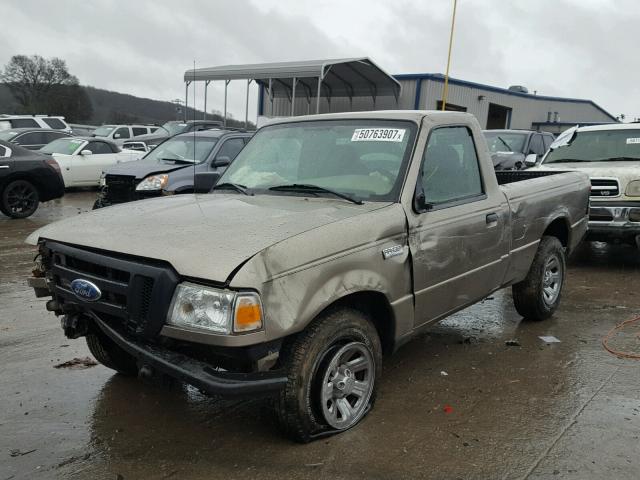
[528,134,545,155]
[113,127,130,139]
[0,145,7,157]
[85,141,113,155]
[132,127,147,136]
[16,132,47,146]
[11,118,39,128]
[215,138,245,163]
[542,134,554,151]
[420,126,483,205]
[42,118,66,129]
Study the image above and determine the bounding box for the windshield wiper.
[213,182,252,196]
[160,157,194,164]
[496,136,512,152]
[269,184,363,205]
[545,158,594,163]
[595,157,640,162]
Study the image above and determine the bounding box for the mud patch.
[54,356,98,369]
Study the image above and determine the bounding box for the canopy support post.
[291,77,297,116]
[203,80,210,120]
[316,75,323,113]
[245,79,252,128]
[184,81,191,122]
[268,78,273,116]
[224,79,230,127]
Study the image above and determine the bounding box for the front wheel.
[275,308,382,442]
[512,236,566,321]
[86,330,138,376]
[1,179,40,218]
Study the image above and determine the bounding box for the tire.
[86,330,138,376]
[275,308,382,443]
[512,236,566,321]
[1,179,39,218]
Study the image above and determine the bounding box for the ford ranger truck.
[531,123,640,248]
[27,111,590,442]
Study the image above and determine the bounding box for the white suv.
[0,115,71,133]
[92,124,159,146]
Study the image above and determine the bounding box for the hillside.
[0,84,252,128]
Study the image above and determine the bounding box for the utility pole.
[441,0,458,111]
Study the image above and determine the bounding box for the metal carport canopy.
[183,58,402,121]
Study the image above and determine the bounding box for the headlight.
[625,180,640,197]
[167,282,263,334]
[136,174,168,191]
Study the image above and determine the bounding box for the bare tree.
[1,54,92,121]
[1,55,78,113]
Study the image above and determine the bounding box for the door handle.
[486,213,499,224]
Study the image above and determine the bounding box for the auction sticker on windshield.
[351,128,406,142]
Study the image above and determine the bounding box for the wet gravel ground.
[1,191,639,480]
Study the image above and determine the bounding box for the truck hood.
[27,194,389,282]
[533,161,640,200]
[103,159,188,179]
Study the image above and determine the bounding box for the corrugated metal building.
[259,73,617,133]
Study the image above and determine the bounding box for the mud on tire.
[275,308,382,443]
[512,236,566,321]
[86,329,138,376]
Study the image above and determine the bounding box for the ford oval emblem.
[70,279,102,302]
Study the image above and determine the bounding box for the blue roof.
[393,73,617,122]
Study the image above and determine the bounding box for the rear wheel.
[512,236,566,321]
[86,330,138,376]
[275,308,381,442]
[1,179,39,218]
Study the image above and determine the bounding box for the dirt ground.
[1,191,639,480]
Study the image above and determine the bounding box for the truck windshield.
[0,131,17,141]
[159,122,190,136]
[140,136,218,164]
[484,132,527,153]
[217,120,417,202]
[40,138,85,155]
[93,126,115,137]
[544,129,640,163]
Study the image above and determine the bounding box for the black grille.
[590,178,619,197]
[104,174,138,204]
[46,241,178,337]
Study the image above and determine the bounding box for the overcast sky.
[1,0,638,121]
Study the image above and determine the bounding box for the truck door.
[407,125,509,327]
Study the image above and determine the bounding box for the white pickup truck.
[531,123,640,247]
[40,137,144,187]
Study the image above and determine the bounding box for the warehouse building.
[184,58,617,133]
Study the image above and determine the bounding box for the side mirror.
[524,154,538,166]
[213,155,231,167]
[80,150,93,156]
[114,133,121,139]
[193,172,221,193]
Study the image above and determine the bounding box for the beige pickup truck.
[28,111,590,442]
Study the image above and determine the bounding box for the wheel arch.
[542,216,570,250]
[309,290,397,356]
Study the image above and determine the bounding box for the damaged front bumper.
[587,201,640,243]
[97,317,288,396]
